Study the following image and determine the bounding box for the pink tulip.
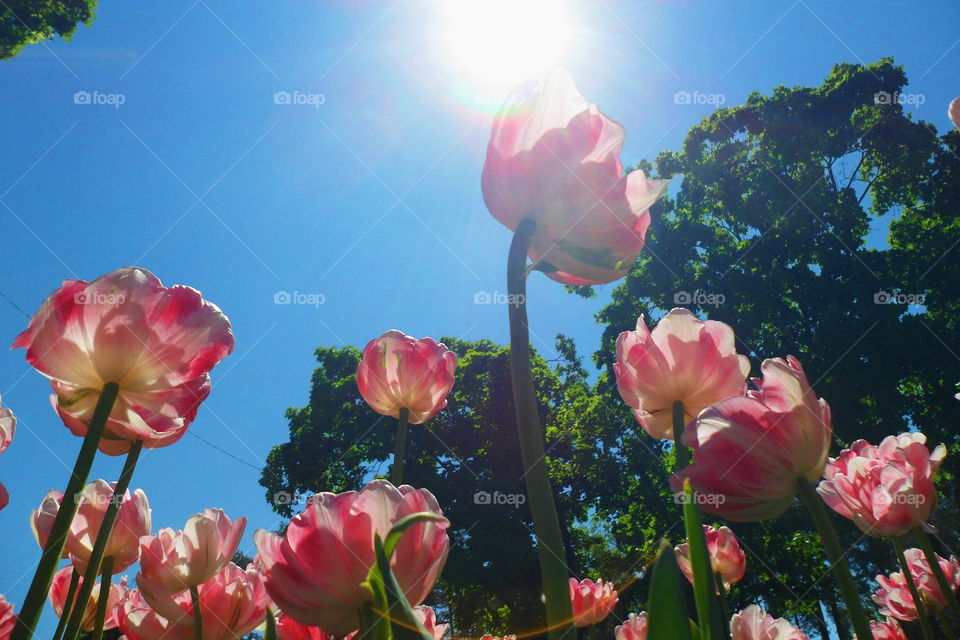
[0,398,15,510]
[950,98,960,130]
[276,614,335,640]
[870,618,907,640]
[615,612,648,640]
[481,67,667,286]
[49,566,120,632]
[0,594,16,640]
[13,267,234,455]
[872,548,960,621]
[675,525,746,589]
[30,489,66,555]
[672,356,832,521]
[817,432,946,537]
[569,578,618,627]
[118,588,190,640]
[66,479,151,573]
[414,605,448,640]
[138,508,246,594]
[133,563,268,640]
[356,330,458,424]
[614,309,750,440]
[730,605,808,640]
[255,479,449,635]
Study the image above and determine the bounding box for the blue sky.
[0,0,958,634]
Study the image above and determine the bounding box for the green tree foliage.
[262,59,960,639]
[591,57,958,638]
[262,339,595,637]
[1,0,97,59]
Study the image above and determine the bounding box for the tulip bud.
[615,308,750,440]
[138,508,245,595]
[568,578,618,627]
[356,330,457,424]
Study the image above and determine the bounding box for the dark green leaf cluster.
[262,59,960,640]
[1,0,97,59]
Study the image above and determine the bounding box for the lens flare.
[440,0,572,89]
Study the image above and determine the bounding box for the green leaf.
[265,609,277,640]
[375,535,436,640]
[382,512,448,561]
[360,537,392,640]
[682,480,725,640]
[647,539,695,640]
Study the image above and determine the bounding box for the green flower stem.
[796,480,873,640]
[391,408,410,486]
[915,527,960,628]
[265,609,277,640]
[51,568,80,640]
[190,585,203,640]
[672,401,689,470]
[507,219,574,640]
[12,382,120,640]
[682,480,723,640]
[89,556,113,640]
[63,439,143,640]
[892,536,936,640]
[715,574,732,638]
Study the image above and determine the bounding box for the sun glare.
[440,0,572,89]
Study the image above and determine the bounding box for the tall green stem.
[796,480,873,640]
[507,219,574,640]
[391,407,410,486]
[63,440,143,640]
[265,609,277,640]
[51,568,80,640]
[12,382,119,640]
[682,480,723,640]
[915,527,960,628]
[89,556,113,640]
[672,401,689,470]
[891,536,936,640]
[715,574,732,638]
[190,585,203,640]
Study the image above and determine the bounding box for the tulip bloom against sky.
[0,1,958,635]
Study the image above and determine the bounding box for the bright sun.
[440,0,573,88]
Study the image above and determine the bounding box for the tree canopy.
[262,59,960,640]
[1,0,97,59]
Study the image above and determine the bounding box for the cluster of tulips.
[0,68,958,640]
